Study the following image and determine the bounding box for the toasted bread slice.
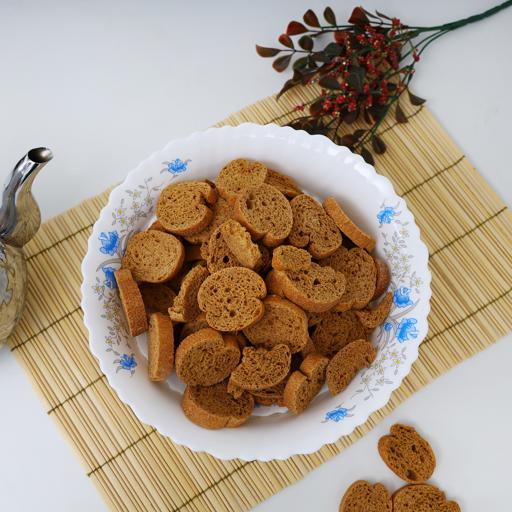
[321,247,376,311]
[139,283,176,315]
[311,310,367,358]
[169,265,209,323]
[179,312,209,340]
[115,269,148,336]
[182,380,254,429]
[326,339,376,395]
[266,264,346,313]
[373,257,391,300]
[243,295,309,353]
[272,245,312,271]
[288,194,342,258]
[122,230,185,283]
[339,480,392,512]
[147,312,174,381]
[175,328,240,386]
[185,244,205,262]
[355,292,393,330]
[216,158,268,204]
[156,180,217,236]
[250,379,288,406]
[393,484,459,512]
[324,196,375,252]
[283,353,329,414]
[264,168,302,198]
[229,344,291,391]
[378,424,436,484]
[234,183,293,247]
[220,219,262,269]
[147,220,167,232]
[184,196,234,245]
[198,267,266,331]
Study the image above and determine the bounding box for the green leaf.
[272,54,292,72]
[324,42,343,57]
[318,76,340,90]
[360,147,375,165]
[293,56,309,71]
[372,135,386,154]
[312,51,330,63]
[287,21,308,35]
[323,6,337,25]
[255,45,281,58]
[395,103,408,123]
[303,9,320,27]
[408,90,426,105]
[278,33,294,49]
[346,66,366,92]
[298,35,314,51]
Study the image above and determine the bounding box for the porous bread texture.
[321,247,376,311]
[229,344,291,391]
[288,194,342,258]
[250,379,287,406]
[272,245,312,271]
[175,328,240,386]
[182,380,254,429]
[355,292,393,330]
[393,484,459,512]
[266,263,346,313]
[215,158,268,204]
[179,312,209,341]
[243,295,309,353]
[114,268,148,336]
[147,312,174,381]
[220,219,262,269]
[197,267,266,331]
[139,283,176,315]
[339,480,392,512]
[122,230,185,283]
[378,424,436,484]
[184,196,234,245]
[326,339,376,395]
[156,180,217,235]
[234,183,293,247]
[311,310,367,358]
[324,196,375,252]
[283,353,329,414]
[169,265,209,322]
[373,257,391,300]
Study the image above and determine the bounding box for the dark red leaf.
[310,99,325,117]
[395,103,408,123]
[363,109,372,124]
[287,21,308,35]
[344,109,358,124]
[255,45,281,58]
[278,33,294,49]
[318,76,340,89]
[300,71,316,85]
[348,7,370,26]
[341,134,357,146]
[293,56,309,71]
[372,135,386,154]
[323,6,337,25]
[353,129,367,139]
[408,90,426,105]
[361,147,375,165]
[277,78,300,100]
[312,51,331,63]
[303,9,320,27]
[346,66,366,92]
[375,10,393,21]
[324,42,343,57]
[298,35,314,51]
[272,54,292,72]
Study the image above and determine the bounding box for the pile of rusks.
[115,159,393,429]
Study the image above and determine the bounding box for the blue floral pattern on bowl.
[91,165,189,375]
[324,200,423,422]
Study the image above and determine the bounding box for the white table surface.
[0,1,511,510]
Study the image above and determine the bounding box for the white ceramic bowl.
[81,123,431,461]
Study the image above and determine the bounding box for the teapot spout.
[0,148,53,247]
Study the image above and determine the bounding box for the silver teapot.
[0,148,53,345]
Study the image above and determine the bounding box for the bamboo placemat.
[8,85,512,511]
